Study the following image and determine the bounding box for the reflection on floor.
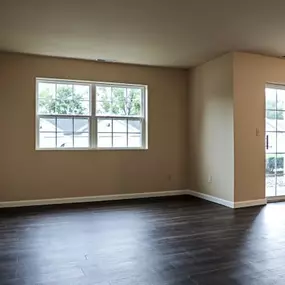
[0,196,285,284]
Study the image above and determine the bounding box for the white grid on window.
[36,78,147,150]
[96,118,142,148]
[266,85,285,197]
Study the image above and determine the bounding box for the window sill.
[35,147,148,151]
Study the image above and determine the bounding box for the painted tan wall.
[188,54,234,202]
[233,52,285,201]
[0,52,188,202]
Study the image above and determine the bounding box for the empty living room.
[1,0,285,284]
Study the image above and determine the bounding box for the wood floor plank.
[0,196,284,284]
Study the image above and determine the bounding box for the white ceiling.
[1,0,285,67]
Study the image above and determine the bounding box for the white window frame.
[35,78,148,150]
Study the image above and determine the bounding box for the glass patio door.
[266,85,285,197]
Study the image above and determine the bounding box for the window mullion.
[91,84,97,148]
[127,119,129,147]
[141,118,145,149]
[141,87,147,149]
[111,118,114,147]
[72,117,75,147]
[36,115,40,149]
[55,116,58,148]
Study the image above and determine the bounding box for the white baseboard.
[234,199,267,208]
[0,189,268,209]
[0,189,189,208]
[187,190,267,209]
[187,190,234,208]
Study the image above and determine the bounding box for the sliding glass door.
[266,85,285,197]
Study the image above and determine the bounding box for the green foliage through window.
[266,110,284,120]
[266,156,284,174]
[39,86,87,115]
[97,87,141,116]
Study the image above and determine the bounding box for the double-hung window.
[36,78,147,150]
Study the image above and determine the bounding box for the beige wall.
[2,51,280,204]
[0,52,188,202]
[188,52,285,203]
[188,54,234,202]
[233,52,285,201]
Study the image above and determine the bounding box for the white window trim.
[35,78,148,150]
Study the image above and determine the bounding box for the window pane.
[38,99,54,114]
[38,82,56,98]
[57,118,73,134]
[74,133,89,148]
[74,85,90,100]
[98,119,112,133]
[128,119,141,133]
[96,86,142,117]
[39,118,56,132]
[128,133,142,147]
[52,84,89,115]
[276,155,285,175]
[277,133,285,153]
[96,101,112,115]
[57,133,73,148]
[38,83,56,114]
[74,118,89,133]
[80,101,90,115]
[113,133,127,147]
[111,87,127,116]
[127,88,142,116]
[266,154,276,175]
[113,119,127,132]
[266,132,276,153]
[266,153,276,197]
[98,133,112,147]
[96,86,112,115]
[277,89,285,110]
[39,132,56,148]
[266,88,277,110]
[97,86,111,101]
[266,111,276,132]
[277,174,285,196]
[57,84,73,95]
[277,111,285,131]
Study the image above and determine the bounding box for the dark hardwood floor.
[0,196,285,285]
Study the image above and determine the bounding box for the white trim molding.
[36,78,148,151]
[0,189,268,209]
[187,190,267,209]
[187,190,234,208]
[0,190,189,209]
[234,199,267,208]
